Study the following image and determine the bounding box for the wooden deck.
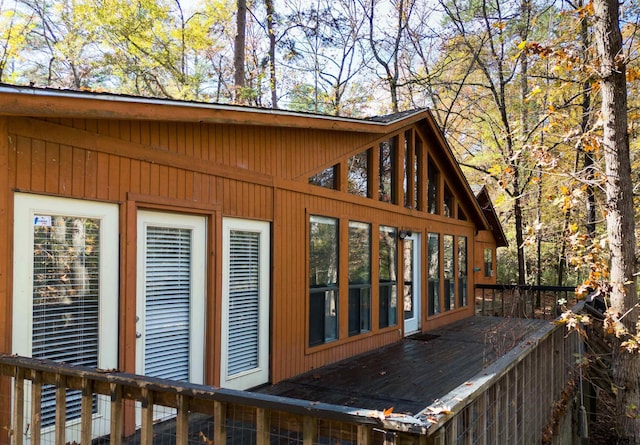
[256,316,552,416]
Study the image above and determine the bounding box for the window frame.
[348,220,372,337]
[308,215,340,347]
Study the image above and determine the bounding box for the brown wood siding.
[2,112,485,388]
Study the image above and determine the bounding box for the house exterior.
[0,84,505,437]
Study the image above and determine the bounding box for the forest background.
[1,0,639,288]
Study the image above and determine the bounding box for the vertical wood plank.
[140,389,154,445]
[30,370,42,445]
[357,425,371,445]
[45,142,59,194]
[110,383,122,445]
[15,135,32,191]
[176,394,189,445]
[302,416,316,445]
[80,378,93,445]
[214,401,226,445]
[13,367,24,445]
[256,408,270,445]
[55,374,66,445]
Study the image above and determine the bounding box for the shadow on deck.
[257,316,551,415]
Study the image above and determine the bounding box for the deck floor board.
[257,316,550,415]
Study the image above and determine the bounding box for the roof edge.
[0,83,429,133]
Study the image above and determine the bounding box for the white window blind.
[227,230,260,376]
[144,226,192,381]
[32,215,101,426]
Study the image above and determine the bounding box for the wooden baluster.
[110,383,122,445]
[140,388,154,445]
[55,374,66,445]
[214,401,226,444]
[176,394,189,445]
[30,370,42,445]
[256,408,270,445]
[357,424,371,445]
[302,416,316,445]
[81,378,93,445]
[12,367,24,445]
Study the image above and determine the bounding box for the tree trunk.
[593,0,640,440]
[264,0,278,109]
[234,0,247,103]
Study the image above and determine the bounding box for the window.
[348,221,371,336]
[414,137,422,210]
[459,237,468,307]
[444,235,455,311]
[428,159,439,214]
[484,248,494,277]
[310,165,337,189]
[458,206,468,221]
[221,218,270,389]
[404,132,412,208]
[444,185,454,218]
[379,226,398,328]
[348,150,369,197]
[309,216,339,346]
[13,194,118,440]
[428,233,440,315]
[379,138,395,203]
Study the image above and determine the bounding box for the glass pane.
[309,165,336,189]
[428,159,439,214]
[428,233,440,315]
[484,248,493,277]
[379,138,395,203]
[348,150,369,197]
[309,216,339,347]
[379,226,397,328]
[414,138,422,210]
[309,216,338,287]
[404,239,414,319]
[309,289,338,346]
[227,230,260,376]
[349,221,371,284]
[379,226,397,281]
[404,132,410,208]
[145,226,192,381]
[33,215,101,426]
[444,186,453,218]
[444,235,454,311]
[349,286,371,336]
[459,236,468,307]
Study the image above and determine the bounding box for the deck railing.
[0,353,428,445]
[0,318,580,445]
[475,284,577,319]
[422,321,581,445]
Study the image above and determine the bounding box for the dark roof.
[366,108,427,123]
[472,185,508,248]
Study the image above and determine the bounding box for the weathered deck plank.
[257,316,550,415]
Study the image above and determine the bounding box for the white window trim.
[12,193,119,442]
[220,218,270,390]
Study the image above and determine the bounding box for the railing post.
[303,415,316,445]
[110,383,123,445]
[357,424,371,445]
[55,374,66,445]
[30,370,42,445]
[176,394,189,445]
[81,378,93,445]
[256,407,270,445]
[214,400,227,444]
[140,388,154,445]
[12,367,24,445]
